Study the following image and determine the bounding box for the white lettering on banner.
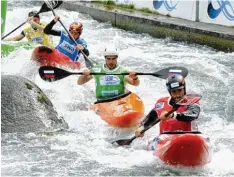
[171,82,179,88]
[122,1,233,26]
[60,41,75,53]
[100,75,120,85]
[101,90,119,97]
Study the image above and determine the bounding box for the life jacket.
[23,23,52,46]
[154,96,192,134]
[55,32,87,61]
[91,64,127,100]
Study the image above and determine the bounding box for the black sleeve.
[82,47,90,56]
[21,31,25,36]
[44,19,61,36]
[140,109,158,127]
[176,104,200,121]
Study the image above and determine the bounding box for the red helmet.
[69,22,83,34]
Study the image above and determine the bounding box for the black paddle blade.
[39,66,71,82]
[112,137,135,146]
[84,56,94,68]
[153,66,188,79]
[38,0,63,14]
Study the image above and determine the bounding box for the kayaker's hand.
[54,16,60,23]
[135,125,144,137]
[159,111,174,120]
[129,72,138,80]
[27,17,34,24]
[76,44,84,51]
[83,68,90,76]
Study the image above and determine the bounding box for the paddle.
[1,1,63,40]
[112,93,202,146]
[38,66,188,82]
[44,0,97,68]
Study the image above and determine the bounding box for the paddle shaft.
[1,21,26,40]
[125,107,178,144]
[91,72,161,77]
[112,94,202,146]
[39,66,188,82]
[1,10,40,40]
[61,72,161,76]
[50,8,97,67]
[1,0,54,40]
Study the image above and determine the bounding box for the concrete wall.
[61,2,234,52]
[115,0,234,26]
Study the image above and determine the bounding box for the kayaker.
[135,74,200,138]
[77,47,140,100]
[43,15,89,64]
[4,11,53,46]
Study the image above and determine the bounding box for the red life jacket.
[154,97,192,134]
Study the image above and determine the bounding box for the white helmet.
[104,46,118,57]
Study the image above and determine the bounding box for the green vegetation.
[104,0,116,5]
[115,18,234,52]
[138,7,159,15]
[118,3,135,10]
[25,83,33,90]
[166,14,171,17]
[93,1,159,15]
[95,0,116,5]
[37,92,51,106]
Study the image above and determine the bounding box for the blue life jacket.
[55,32,87,61]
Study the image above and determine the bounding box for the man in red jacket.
[135,74,200,138]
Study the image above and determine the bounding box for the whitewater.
[1,2,234,176]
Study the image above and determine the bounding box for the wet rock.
[1,75,68,133]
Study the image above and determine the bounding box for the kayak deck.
[91,92,145,128]
[153,131,211,166]
[31,46,81,69]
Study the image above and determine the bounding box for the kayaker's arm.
[175,104,200,121]
[77,75,93,85]
[27,17,44,31]
[4,33,25,41]
[76,42,90,57]
[140,109,158,127]
[44,19,61,36]
[135,109,158,137]
[124,72,140,86]
[82,47,90,56]
[77,68,93,85]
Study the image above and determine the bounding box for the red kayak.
[31,46,81,69]
[151,131,211,166]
